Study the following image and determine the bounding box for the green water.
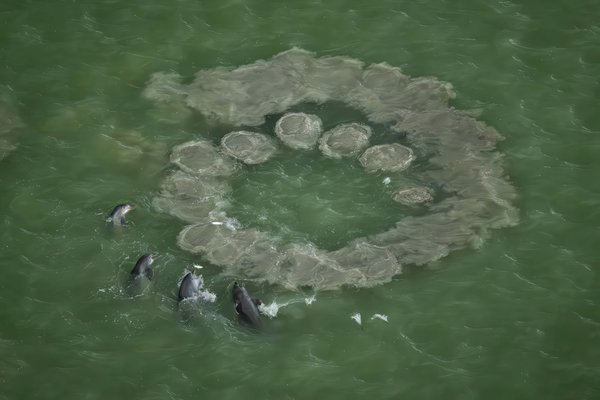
[1,0,599,399]
[227,102,424,251]
[229,146,408,250]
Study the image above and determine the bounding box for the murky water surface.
[1,0,599,399]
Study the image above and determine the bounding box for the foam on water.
[257,294,318,318]
[177,270,217,303]
[370,314,389,323]
[351,313,362,326]
[258,301,284,318]
[195,289,217,303]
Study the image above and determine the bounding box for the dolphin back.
[178,273,193,301]
[232,283,261,327]
[130,254,154,279]
[178,272,200,301]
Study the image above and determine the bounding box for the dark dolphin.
[107,203,134,226]
[178,272,203,302]
[126,253,157,296]
[232,282,262,327]
[130,253,156,280]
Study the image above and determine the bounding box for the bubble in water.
[392,187,434,205]
[275,112,323,150]
[221,131,278,164]
[359,143,415,173]
[319,123,372,159]
[171,140,239,177]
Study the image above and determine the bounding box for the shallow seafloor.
[1,0,599,399]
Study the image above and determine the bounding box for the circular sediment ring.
[275,113,323,150]
[393,187,434,205]
[359,143,415,173]
[221,131,278,165]
[171,140,238,177]
[152,170,232,224]
[148,48,518,290]
[319,123,372,159]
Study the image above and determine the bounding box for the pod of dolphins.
[108,204,261,328]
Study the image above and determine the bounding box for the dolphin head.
[141,253,157,265]
[108,203,135,225]
[232,282,243,300]
[120,204,134,214]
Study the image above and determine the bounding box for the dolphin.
[232,282,262,327]
[126,253,157,296]
[178,272,204,302]
[107,203,134,226]
[130,253,157,280]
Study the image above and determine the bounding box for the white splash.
[351,313,362,326]
[258,301,282,318]
[209,211,241,231]
[178,269,215,303]
[383,177,391,185]
[209,218,240,231]
[304,295,316,305]
[371,314,389,323]
[223,217,241,231]
[197,289,217,303]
